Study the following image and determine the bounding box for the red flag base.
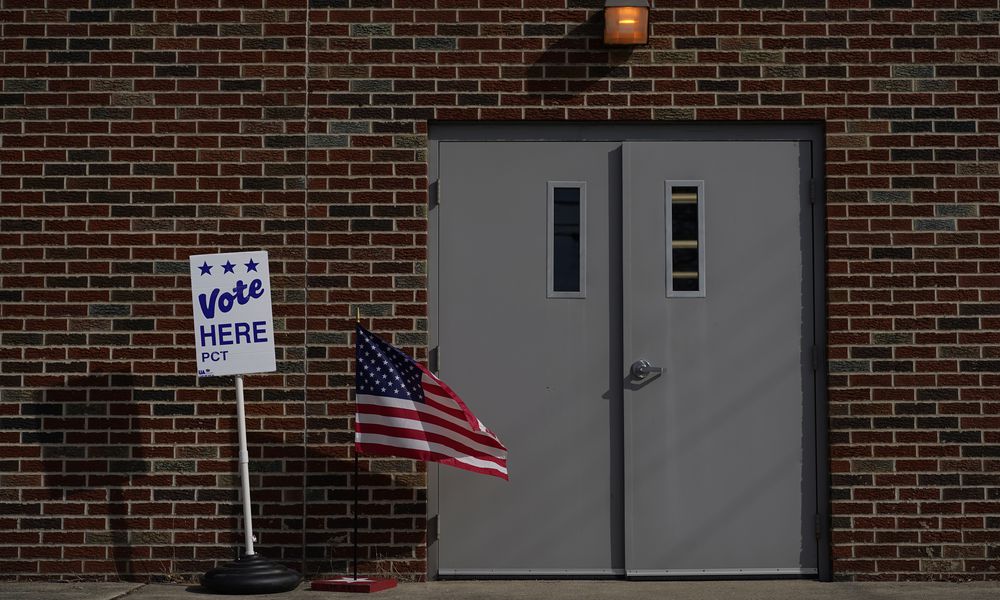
[311,577,397,593]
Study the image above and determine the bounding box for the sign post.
[189,250,301,595]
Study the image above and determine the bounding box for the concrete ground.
[4,580,1000,600]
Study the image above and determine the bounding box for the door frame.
[427,123,829,581]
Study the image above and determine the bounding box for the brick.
[69,11,110,23]
[961,361,1000,372]
[938,318,979,330]
[48,52,91,63]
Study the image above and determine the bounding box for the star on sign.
[198,262,212,275]
[222,260,236,274]
[245,258,259,272]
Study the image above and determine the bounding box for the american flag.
[354,324,508,480]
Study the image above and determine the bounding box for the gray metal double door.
[432,138,819,577]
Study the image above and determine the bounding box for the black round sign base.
[201,553,302,595]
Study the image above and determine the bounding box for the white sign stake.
[234,373,255,556]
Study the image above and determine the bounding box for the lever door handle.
[630,359,663,380]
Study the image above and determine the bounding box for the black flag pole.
[310,312,397,593]
[353,447,359,582]
[354,309,361,582]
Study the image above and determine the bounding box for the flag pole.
[354,308,360,582]
[309,311,398,593]
[353,445,359,581]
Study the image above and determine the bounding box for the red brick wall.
[1,0,999,583]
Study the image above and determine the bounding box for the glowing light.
[604,2,649,46]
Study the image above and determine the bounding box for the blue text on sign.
[198,279,265,320]
[200,321,269,347]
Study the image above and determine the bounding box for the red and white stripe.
[356,364,508,480]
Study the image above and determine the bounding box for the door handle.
[630,359,663,380]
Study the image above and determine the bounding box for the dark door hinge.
[429,346,439,373]
[428,515,439,544]
[430,180,440,209]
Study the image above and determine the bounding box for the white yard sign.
[189,250,276,377]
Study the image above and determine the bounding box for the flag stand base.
[311,577,397,593]
[201,553,302,595]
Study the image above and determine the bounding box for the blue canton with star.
[356,324,425,403]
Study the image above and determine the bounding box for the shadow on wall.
[13,373,423,582]
[524,12,638,98]
[26,374,216,581]
[18,373,302,582]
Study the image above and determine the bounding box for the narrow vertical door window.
[666,181,705,297]
[548,182,586,298]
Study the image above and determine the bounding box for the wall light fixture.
[604,0,649,46]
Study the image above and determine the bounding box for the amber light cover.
[603,0,649,46]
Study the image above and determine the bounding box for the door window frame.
[665,180,706,298]
[547,181,588,298]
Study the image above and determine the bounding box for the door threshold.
[627,568,818,580]
[438,569,626,579]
